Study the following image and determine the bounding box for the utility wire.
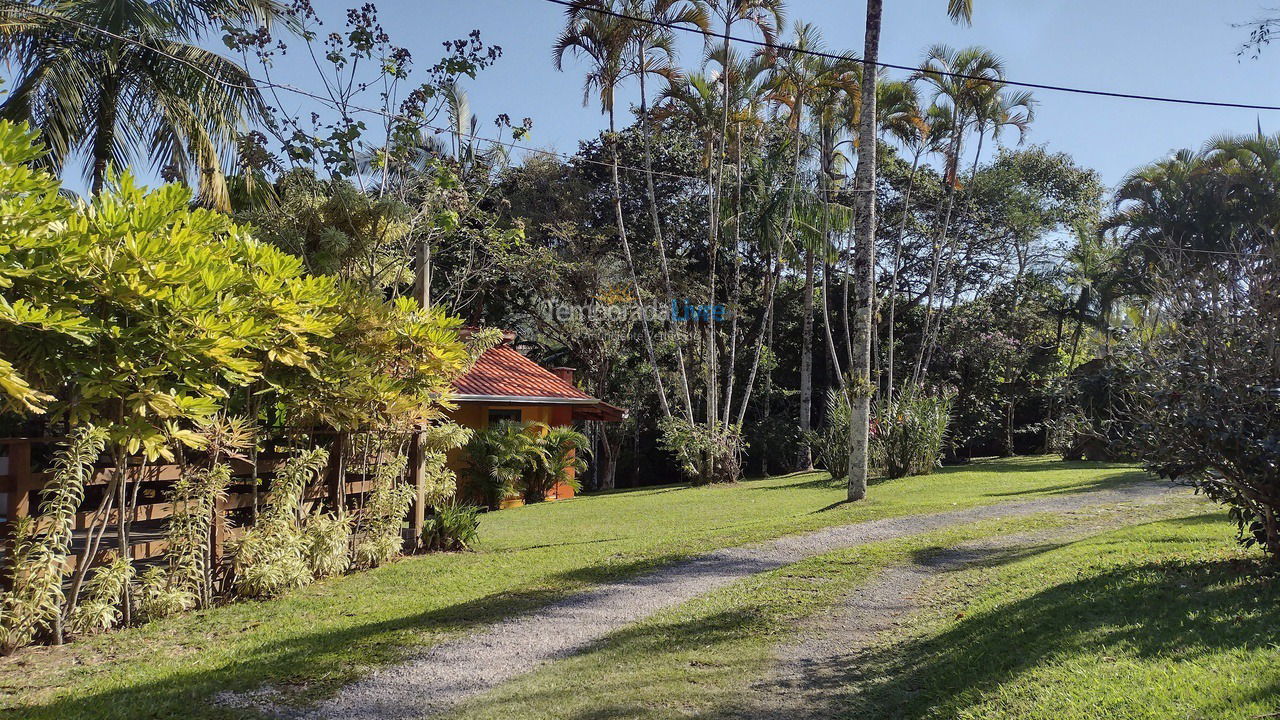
[2,2,1275,258]
[0,2,864,195]
[545,0,1280,112]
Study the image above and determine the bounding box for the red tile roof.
[453,344,597,402]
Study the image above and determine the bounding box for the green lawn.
[439,498,1270,720]
[849,511,1280,719]
[1,457,1158,719]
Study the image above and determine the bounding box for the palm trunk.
[847,0,882,502]
[90,75,120,195]
[885,148,923,396]
[638,57,695,422]
[799,247,815,469]
[606,104,672,419]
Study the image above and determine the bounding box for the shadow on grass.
[12,552,687,720]
[980,469,1157,498]
[727,517,1280,719]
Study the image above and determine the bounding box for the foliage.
[230,448,328,598]
[524,426,590,502]
[352,454,413,570]
[872,386,955,478]
[419,421,473,508]
[302,514,353,579]
[464,421,548,509]
[0,425,107,653]
[813,388,852,480]
[0,0,281,208]
[1118,285,1280,559]
[658,417,744,485]
[421,500,482,552]
[68,554,133,636]
[163,463,231,609]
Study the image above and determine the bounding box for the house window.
[487,408,522,425]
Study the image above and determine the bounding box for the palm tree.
[0,0,287,211]
[847,0,973,502]
[554,6,679,431]
[909,44,1005,384]
[766,20,831,469]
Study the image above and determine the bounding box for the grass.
[0,457,1155,719]
[440,498,1215,720]
[847,511,1280,719]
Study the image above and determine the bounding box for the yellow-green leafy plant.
[302,514,352,579]
[230,448,329,598]
[352,454,413,569]
[0,425,107,653]
[69,554,133,635]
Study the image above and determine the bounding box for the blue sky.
[340,0,1279,188]
[45,1,1280,191]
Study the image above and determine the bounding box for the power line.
[544,0,1280,112]
[0,2,861,196]
[2,2,1276,259]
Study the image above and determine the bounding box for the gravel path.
[735,499,1202,719]
[230,482,1180,720]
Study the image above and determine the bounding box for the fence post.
[4,440,33,539]
[327,432,348,517]
[409,428,426,551]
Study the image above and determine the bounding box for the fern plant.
[0,425,107,653]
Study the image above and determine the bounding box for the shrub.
[230,448,329,598]
[872,386,955,479]
[0,425,107,653]
[465,421,548,509]
[658,417,744,485]
[422,501,482,551]
[524,426,589,502]
[1119,283,1280,560]
[69,554,133,636]
[352,454,413,569]
[813,389,852,480]
[302,514,352,578]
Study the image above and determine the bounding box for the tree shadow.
[727,520,1280,719]
[11,551,688,720]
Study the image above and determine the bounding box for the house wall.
[445,402,578,508]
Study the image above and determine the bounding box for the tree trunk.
[638,58,695,422]
[885,148,923,396]
[90,75,120,195]
[607,104,672,418]
[847,0,882,502]
[799,247,815,469]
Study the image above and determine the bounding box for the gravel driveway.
[227,481,1181,720]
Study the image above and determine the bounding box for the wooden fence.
[0,430,438,574]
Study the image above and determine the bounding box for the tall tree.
[0,0,287,210]
[848,0,973,501]
[554,6,678,431]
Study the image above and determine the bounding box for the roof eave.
[451,394,600,405]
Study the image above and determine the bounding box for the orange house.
[447,335,624,506]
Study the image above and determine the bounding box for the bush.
[1119,282,1280,560]
[524,426,589,502]
[465,421,548,509]
[658,417,744,485]
[872,386,955,479]
[422,501,482,551]
[230,448,329,598]
[813,389,852,480]
[351,454,413,569]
